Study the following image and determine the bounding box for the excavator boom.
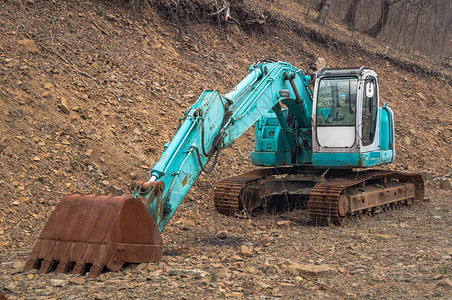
[134,60,313,232]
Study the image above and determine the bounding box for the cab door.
[359,74,380,151]
[315,76,358,148]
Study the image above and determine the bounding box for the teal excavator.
[25,59,424,277]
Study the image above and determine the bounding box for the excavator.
[24,59,424,278]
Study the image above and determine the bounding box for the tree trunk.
[316,0,332,24]
[394,4,409,42]
[317,0,327,12]
[343,0,360,27]
[410,6,423,50]
[365,0,395,37]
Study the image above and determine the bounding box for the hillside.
[0,0,451,298]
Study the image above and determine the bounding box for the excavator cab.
[312,67,395,167]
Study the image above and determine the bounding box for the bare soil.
[0,0,450,299]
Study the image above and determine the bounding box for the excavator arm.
[134,59,313,232]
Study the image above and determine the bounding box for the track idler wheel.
[337,195,349,217]
[24,194,163,278]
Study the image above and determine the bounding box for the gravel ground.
[0,0,450,299]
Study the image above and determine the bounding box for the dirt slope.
[0,0,451,298]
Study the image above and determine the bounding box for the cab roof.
[317,66,369,77]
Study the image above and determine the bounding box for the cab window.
[316,77,357,126]
[361,76,378,146]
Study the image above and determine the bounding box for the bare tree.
[409,0,431,49]
[324,0,451,59]
[365,0,402,37]
[343,0,360,27]
[316,0,333,24]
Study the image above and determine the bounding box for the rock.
[294,276,304,284]
[231,255,243,261]
[240,245,253,257]
[55,273,69,280]
[12,201,19,206]
[106,14,116,21]
[290,264,335,276]
[39,152,50,159]
[315,57,328,70]
[169,268,210,278]
[277,220,292,229]
[50,278,68,287]
[17,38,38,53]
[1,261,14,267]
[244,266,256,274]
[183,91,196,99]
[215,230,228,239]
[0,241,10,248]
[432,274,443,280]
[133,128,142,135]
[185,193,195,201]
[5,284,20,293]
[437,278,452,288]
[439,178,452,190]
[106,185,124,196]
[374,234,393,239]
[59,97,71,114]
[85,149,93,157]
[115,82,125,89]
[403,136,412,145]
[228,292,243,297]
[12,260,25,269]
[442,255,451,260]
[147,263,158,272]
[417,92,426,100]
[18,196,31,203]
[217,268,232,279]
[178,219,194,230]
[76,108,88,119]
[33,156,41,161]
[43,82,54,90]
[97,272,114,281]
[136,262,148,272]
[69,277,86,285]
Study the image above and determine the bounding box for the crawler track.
[214,172,265,215]
[214,168,424,224]
[308,170,424,225]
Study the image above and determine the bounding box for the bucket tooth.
[38,259,54,274]
[23,255,39,273]
[87,246,107,278]
[55,261,69,274]
[72,263,85,276]
[25,194,163,277]
[88,265,102,278]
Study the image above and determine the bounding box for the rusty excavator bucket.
[24,194,163,278]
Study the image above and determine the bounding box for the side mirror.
[365,82,374,98]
